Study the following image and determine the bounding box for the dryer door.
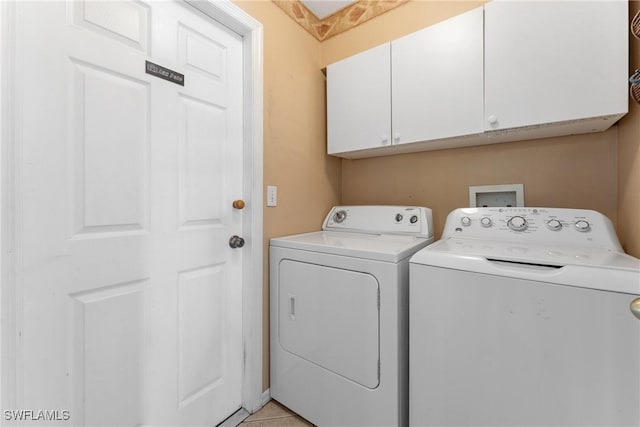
[278,260,380,388]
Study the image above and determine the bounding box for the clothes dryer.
[410,207,640,426]
[270,205,434,426]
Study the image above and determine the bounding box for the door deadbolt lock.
[229,235,245,249]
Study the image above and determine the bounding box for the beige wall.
[341,131,618,239]
[233,0,342,391]
[617,1,640,256]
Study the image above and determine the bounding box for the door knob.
[631,298,640,320]
[232,199,245,209]
[229,235,245,249]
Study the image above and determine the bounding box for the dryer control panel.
[442,207,623,252]
[323,205,434,238]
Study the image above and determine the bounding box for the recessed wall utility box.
[469,184,524,207]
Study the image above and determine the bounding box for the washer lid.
[412,237,640,270]
[270,231,434,263]
[410,238,640,294]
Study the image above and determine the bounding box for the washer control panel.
[444,207,622,251]
[323,205,434,238]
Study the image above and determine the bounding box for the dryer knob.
[333,210,347,223]
[547,219,562,231]
[507,216,527,231]
[460,216,472,227]
[575,220,591,232]
[480,217,492,228]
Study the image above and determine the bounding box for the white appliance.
[270,205,435,426]
[409,207,640,426]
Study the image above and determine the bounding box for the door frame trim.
[0,0,265,416]
[1,0,17,413]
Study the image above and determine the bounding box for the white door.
[14,1,244,425]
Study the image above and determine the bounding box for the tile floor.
[239,400,315,427]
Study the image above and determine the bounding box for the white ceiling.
[299,0,358,19]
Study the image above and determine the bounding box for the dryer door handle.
[289,295,296,320]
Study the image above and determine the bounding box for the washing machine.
[270,205,434,426]
[409,207,640,426]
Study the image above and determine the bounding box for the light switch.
[267,185,277,207]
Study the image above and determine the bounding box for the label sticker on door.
[145,61,184,86]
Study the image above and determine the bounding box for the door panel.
[71,1,150,52]
[70,60,150,236]
[179,95,227,228]
[177,265,225,407]
[71,281,146,426]
[15,1,244,425]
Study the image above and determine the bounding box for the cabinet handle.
[487,115,498,125]
[381,134,389,145]
[393,132,401,143]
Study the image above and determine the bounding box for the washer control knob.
[507,216,527,231]
[410,215,419,224]
[395,213,403,222]
[547,219,562,231]
[575,220,591,232]
[480,217,492,228]
[333,210,347,223]
[460,216,472,227]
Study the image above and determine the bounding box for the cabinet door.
[484,1,628,131]
[327,43,391,155]
[392,7,484,145]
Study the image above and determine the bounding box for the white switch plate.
[267,185,277,207]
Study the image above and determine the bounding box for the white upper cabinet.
[392,7,484,145]
[327,43,391,155]
[326,1,628,158]
[484,1,628,133]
